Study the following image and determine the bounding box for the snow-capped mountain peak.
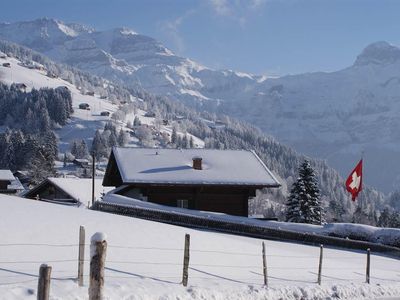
[354,41,400,66]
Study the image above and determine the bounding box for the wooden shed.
[24,177,114,206]
[0,170,17,194]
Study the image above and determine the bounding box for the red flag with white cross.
[345,159,363,201]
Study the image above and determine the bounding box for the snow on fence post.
[182,233,190,287]
[317,244,323,285]
[262,241,268,287]
[366,248,371,284]
[78,225,85,287]
[89,232,107,300]
[37,264,52,300]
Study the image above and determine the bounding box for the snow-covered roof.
[25,177,114,204]
[48,178,114,203]
[0,170,15,181]
[107,147,280,187]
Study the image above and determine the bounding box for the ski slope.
[0,194,399,299]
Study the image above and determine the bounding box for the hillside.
[0,38,388,224]
[1,19,398,192]
[1,194,400,299]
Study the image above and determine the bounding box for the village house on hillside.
[0,169,24,194]
[102,148,280,216]
[24,177,114,206]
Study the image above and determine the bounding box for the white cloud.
[160,10,194,55]
[208,0,268,27]
[209,0,232,16]
[250,0,267,9]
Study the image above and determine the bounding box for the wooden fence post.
[78,225,85,286]
[182,233,190,287]
[89,232,107,300]
[317,244,323,285]
[366,248,371,284]
[262,241,268,287]
[37,264,52,300]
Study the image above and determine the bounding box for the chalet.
[144,111,156,118]
[56,86,70,92]
[100,111,110,117]
[86,91,95,96]
[46,71,57,78]
[103,148,280,216]
[14,83,27,92]
[0,170,23,194]
[79,103,90,110]
[73,158,90,168]
[24,177,114,206]
[2,63,11,68]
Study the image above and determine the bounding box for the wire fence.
[0,232,399,291]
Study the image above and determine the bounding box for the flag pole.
[360,150,364,211]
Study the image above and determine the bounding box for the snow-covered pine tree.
[189,136,194,148]
[117,128,128,147]
[91,130,108,160]
[285,179,303,223]
[133,116,141,126]
[171,126,178,145]
[286,160,324,224]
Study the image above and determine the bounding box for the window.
[177,199,189,209]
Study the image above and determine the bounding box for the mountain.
[0,19,398,192]
[0,35,387,223]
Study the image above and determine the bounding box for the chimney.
[192,156,202,170]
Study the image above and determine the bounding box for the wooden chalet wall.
[118,185,254,216]
[0,180,10,190]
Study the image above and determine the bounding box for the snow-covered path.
[1,195,400,299]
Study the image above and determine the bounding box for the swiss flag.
[345,159,363,201]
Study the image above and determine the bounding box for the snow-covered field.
[1,194,400,300]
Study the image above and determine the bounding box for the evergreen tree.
[378,208,391,227]
[78,140,89,158]
[108,130,118,148]
[171,126,177,144]
[117,129,128,147]
[91,130,108,160]
[133,116,141,126]
[71,141,79,158]
[286,160,323,224]
[182,135,188,149]
[189,136,194,148]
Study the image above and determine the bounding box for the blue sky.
[1,0,400,76]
